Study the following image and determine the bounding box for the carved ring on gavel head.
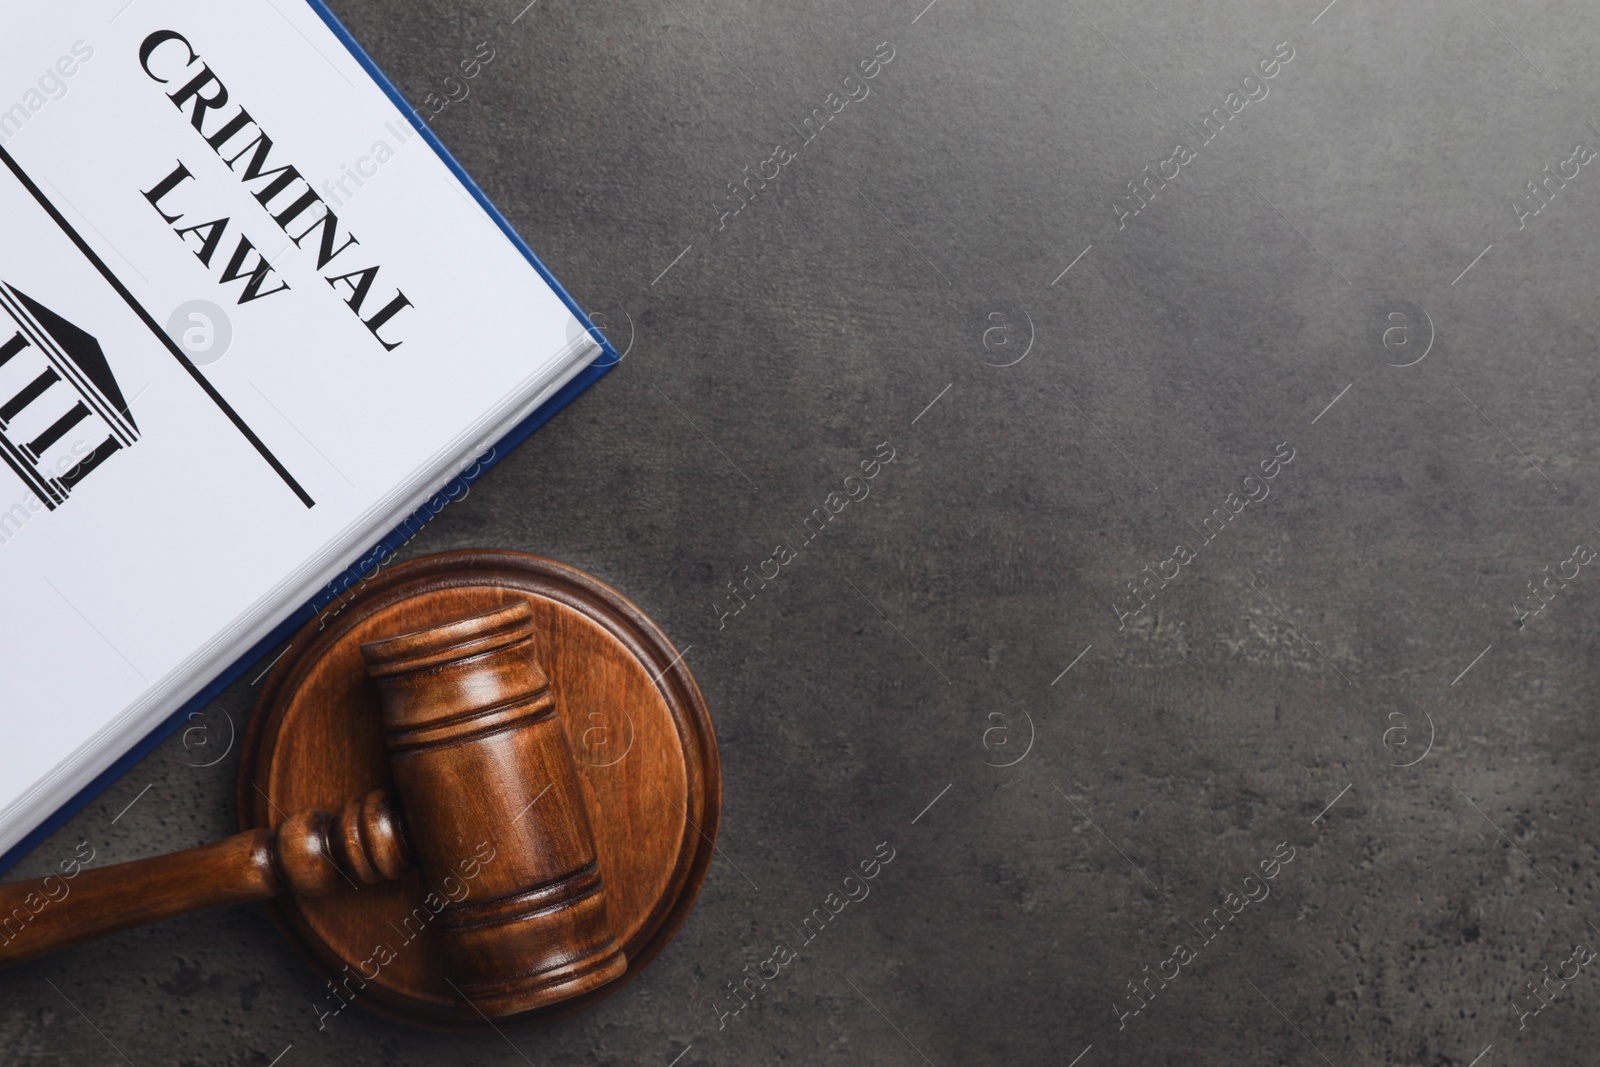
[0,551,720,1031]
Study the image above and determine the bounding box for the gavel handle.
[0,790,410,969]
[0,830,283,967]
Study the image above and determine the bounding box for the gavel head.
[359,602,627,1016]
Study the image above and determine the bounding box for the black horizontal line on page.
[0,145,315,508]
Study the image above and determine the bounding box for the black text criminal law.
[137,29,414,350]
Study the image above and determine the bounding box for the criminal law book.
[0,1,614,866]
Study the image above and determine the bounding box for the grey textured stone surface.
[4,0,1600,1064]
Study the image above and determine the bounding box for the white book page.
[0,1,597,852]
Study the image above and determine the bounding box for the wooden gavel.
[0,603,628,1017]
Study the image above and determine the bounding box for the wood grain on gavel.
[0,787,408,967]
[0,602,627,1016]
[361,602,626,1012]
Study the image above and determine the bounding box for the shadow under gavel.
[0,603,627,1017]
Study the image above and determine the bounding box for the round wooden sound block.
[240,550,720,1030]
